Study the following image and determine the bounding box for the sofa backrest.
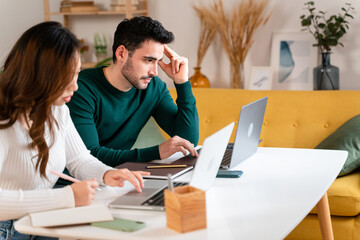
[169,88,360,148]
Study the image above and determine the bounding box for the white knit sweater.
[0,105,113,221]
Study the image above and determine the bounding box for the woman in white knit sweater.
[0,21,149,240]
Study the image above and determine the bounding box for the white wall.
[1,0,359,89]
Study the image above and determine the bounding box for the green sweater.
[67,67,199,167]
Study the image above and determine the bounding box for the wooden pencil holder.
[164,185,207,233]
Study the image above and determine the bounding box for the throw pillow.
[131,117,166,149]
[315,114,360,176]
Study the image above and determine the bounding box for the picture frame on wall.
[270,32,317,90]
[249,66,273,90]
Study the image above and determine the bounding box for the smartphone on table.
[216,170,243,178]
[91,217,146,232]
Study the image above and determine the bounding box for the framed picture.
[249,66,273,90]
[270,32,317,90]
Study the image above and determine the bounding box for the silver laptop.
[220,96,268,169]
[109,122,235,211]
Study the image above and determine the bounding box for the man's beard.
[122,57,153,90]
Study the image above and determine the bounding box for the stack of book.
[60,1,98,13]
[110,0,139,12]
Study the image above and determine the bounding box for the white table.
[15,147,347,240]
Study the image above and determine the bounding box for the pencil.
[145,165,187,169]
[49,170,101,191]
[50,170,80,183]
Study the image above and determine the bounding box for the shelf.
[49,10,148,16]
[43,0,148,29]
[43,1,148,66]
[98,10,147,15]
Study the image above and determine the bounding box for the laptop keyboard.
[221,149,233,166]
[227,143,234,149]
[220,143,235,166]
[142,143,235,207]
[141,182,188,207]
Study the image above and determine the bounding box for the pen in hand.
[49,170,101,191]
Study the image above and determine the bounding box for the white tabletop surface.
[15,147,347,240]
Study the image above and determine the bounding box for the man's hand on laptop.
[103,169,150,192]
[159,135,199,159]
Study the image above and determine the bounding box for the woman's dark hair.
[112,16,174,61]
[0,21,79,178]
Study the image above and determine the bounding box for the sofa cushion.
[310,168,360,217]
[315,114,360,176]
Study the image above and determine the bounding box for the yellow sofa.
[168,88,360,240]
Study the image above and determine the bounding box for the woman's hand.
[70,178,98,207]
[103,169,150,192]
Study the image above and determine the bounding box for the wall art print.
[271,32,317,90]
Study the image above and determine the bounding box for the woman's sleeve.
[0,186,74,221]
[0,120,75,221]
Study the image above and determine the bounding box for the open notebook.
[29,205,113,227]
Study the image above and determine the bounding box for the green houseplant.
[94,33,108,62]
[300,1,354,90]
[300,1,354,53]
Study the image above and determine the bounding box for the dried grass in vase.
[193,4,218,68]
[189,3,218,88]
[210,0,271,88]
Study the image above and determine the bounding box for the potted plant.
[300,1,354,90]
[94,33,108,62]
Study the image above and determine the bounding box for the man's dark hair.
[112,16,174,61]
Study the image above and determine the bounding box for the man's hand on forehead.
[158,45,189,84]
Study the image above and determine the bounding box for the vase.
[190,67,210,88]
[230,62,245,89]
[313,52,339,90]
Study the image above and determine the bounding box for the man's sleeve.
[152,81,199,146]
[67,80,160,167]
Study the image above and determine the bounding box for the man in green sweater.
[67,16,199,168]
